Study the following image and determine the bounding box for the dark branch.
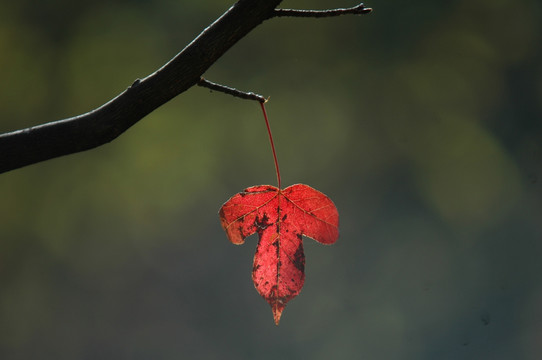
[0,1,371,174]
[273,3,372,18]
[0,0,282,174]
[198,78,267,103]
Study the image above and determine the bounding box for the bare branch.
[198,78,267,103]
[0,0,283,174]
[0,1,372,174]
[273,3,372,18]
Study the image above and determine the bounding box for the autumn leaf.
[219,102,339,324]
[219,183,339,325]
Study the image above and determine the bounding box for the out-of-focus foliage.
[1,0,541,359]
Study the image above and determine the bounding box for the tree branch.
[273,3,372,18]
[0,0,283,174]
[198,78,267,103]
[0,1,371,174]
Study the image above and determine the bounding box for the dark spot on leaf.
[296,233,302,241]
[292,244,305,272]
[253,264,261,272]
[282,214,287,221]
[254,214,271,234]
[269,285,278,298]
[286,287,296,297]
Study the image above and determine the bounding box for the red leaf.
[219,183,339,325]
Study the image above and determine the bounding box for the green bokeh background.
[1,0,541,359]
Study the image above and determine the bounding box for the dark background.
[1,0,541,359]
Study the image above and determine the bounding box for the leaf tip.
[272,302,285,325]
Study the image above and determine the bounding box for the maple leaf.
[219,183,339,325]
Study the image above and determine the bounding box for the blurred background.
[1,0,541,358]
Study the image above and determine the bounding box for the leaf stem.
[260,102,281,189]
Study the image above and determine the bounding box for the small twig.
[273,3,372,18]
[198,78,267,103]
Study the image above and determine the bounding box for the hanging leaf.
[219,183,339,324]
